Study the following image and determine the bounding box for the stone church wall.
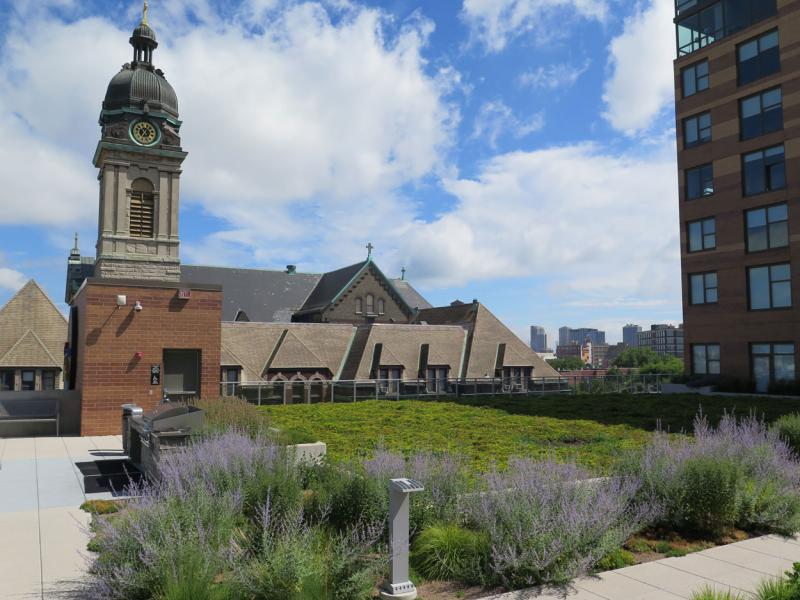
[325,268,411,324]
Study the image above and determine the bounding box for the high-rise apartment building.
[623,324,642,347]
[638,324,685,359]
[559,327,606,347]
[530,326,549,353]
[674,0,799,392]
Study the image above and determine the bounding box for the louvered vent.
[130,191,155,238]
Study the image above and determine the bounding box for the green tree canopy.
[547,356,587,371]
[613,347,684,376]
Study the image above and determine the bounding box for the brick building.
[675,0,800,390]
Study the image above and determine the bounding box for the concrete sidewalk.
[481,534,800,599]
[0,435,123,599]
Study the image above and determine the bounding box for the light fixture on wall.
[134,301,143,312]
[116,295,127,308]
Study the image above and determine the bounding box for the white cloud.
[0,267,27,293]
[397,139,680,311]
[602,0,676,135]
[518,60,590,90]
[462,0,608,52]
[0,1,457,250]
[471,100,544,148]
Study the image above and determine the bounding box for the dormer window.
[130,178,155,238]
[355,297,363,314]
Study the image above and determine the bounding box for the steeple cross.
[401,267,406,280]
[366,242,374,258]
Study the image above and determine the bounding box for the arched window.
[366,294,375,314]
[355,297,363,314]
[377,298,385,315]
[130,178,155,238]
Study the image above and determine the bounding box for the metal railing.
[219,374,669,405]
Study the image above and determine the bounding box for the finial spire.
[142,0,149,25]
[73,232,79,252]
[401,267,406,281]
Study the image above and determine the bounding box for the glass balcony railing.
[676,0,777,56]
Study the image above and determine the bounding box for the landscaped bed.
[78,397,800,599]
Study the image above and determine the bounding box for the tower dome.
[101,1,179,120]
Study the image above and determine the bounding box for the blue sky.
[0,0,680,345]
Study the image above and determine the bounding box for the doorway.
[163,350,200,400]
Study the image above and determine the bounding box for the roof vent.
[450,300,464,306]
[285,265,297,274]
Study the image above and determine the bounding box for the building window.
[738,30,780,86]
[41,371,56,391]
[379,367,402,394]
[752,343,795,392]
[366,294,374,314]
[686,163,714,200]
[355,297,363,314]
[746,203,788,252]
[683,112,712,148]
[743,145,785,196]
[677,1,777,57]
[425,367,448,393]
[129,178,155,238]
[221,367,240,396]
[692,344,720,375]
[21,370,35,391]
[682,60,709,97]
[0,370,13,391]
[688,218,716,252]
[740,88,782,140]
[748,263,791,310]
[377,298,385,315]
[690,272,718,305]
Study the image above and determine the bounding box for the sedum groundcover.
[80,412,800,599]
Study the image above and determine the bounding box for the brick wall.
[73,280,221,436]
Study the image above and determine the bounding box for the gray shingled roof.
[67,259,432,323]
[298,261,367,313]
[391,279,432,310]
[181,266,321,322]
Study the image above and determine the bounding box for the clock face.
[131,121,159,146]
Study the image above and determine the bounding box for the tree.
[613,347,684,376]
[547,356,587,371]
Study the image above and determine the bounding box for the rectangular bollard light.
[381,478,424,600]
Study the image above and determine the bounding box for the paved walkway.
[0,435,123,599]
[481,534,800,599]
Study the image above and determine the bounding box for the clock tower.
[94,1,185,282]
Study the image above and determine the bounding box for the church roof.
[296,259,417,317]
[298,261,367,313]
[67,259,430,323]
[181,265,321,323]
[0,281,67,369]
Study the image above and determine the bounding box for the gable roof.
[0,330,61,368]
[297,259,416,317]
[181,265,321,322]
[346,324,468,380]
[0,280,67,370]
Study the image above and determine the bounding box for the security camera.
[134,301,143,312]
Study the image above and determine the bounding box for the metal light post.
[381,478,424,600]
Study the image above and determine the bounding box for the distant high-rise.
[530,326,548,353]
[623,324,642,347]
[638,324,684,359]
[559,326,605,347]
[674,0,799,392]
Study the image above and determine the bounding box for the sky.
[0,0,681,346]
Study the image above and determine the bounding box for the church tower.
[94,1,185,282]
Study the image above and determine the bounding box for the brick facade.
[71,279,221,436]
